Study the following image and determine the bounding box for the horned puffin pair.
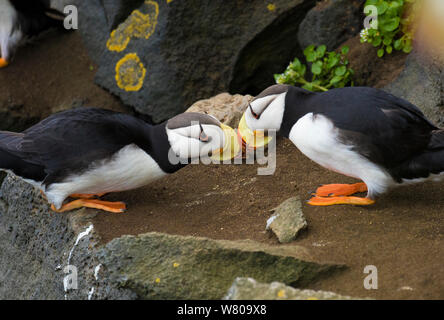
[239,84,444,206]
[0,0,65,67]
[1,85,443,212]
[0,109,239,213]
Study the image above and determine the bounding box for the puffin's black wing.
[8,108,153,185]
[309,87,437,173]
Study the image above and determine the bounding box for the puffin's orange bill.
[237,113,272,149]
[210,123,241,161]
[0,58,9,68]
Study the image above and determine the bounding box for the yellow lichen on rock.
[277,289,286,298]
[115,53,147,91]
[106,1,159,52]
[267,3,276,12]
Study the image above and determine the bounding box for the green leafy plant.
[274,45,354,92]
[361,0,419,57]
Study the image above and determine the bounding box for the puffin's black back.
[0,108,183,186]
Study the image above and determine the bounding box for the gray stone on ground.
[186,93,252,128]
[75,0,317,122]
[225,277,367,300]
[298,0,364,51]
[266,196,307,243]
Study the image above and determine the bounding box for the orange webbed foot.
[51,199,126,213]
[308,195,375,206]
[0,58,9,68]
[314,183,367,197]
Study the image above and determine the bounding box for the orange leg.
[308,195,375,206]
[50,199,126,213]
[0,58,9,68]
[69,193,108,199]
[314,183,367,197]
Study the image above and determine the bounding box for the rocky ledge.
[0,174,348,300]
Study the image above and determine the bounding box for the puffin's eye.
[199,124,210,142]
[249,103,260,119]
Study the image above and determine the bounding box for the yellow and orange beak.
[210,123,241,161]
[237,113,272,149]
[0,58,9,68]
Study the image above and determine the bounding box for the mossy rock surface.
[98,232,345,299]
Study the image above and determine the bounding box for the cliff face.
[0,174,132,299]
[76,0,319,122]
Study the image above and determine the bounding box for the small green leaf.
[311,61,323,75]
[335,66,347,76]
[302,83,314,91]
[376,2,389,15]
[291,58,302,71]
[377,48,385,57]
[380,17,400,32]
[327,56,339,69]
[383,37,393,46]
[373,37,382,47]
[300,64,307,77]
[306,52,317,62]
[330,76,342,85]
[316,45,327,58]
[403,44,412,53]
[303,45,315,56]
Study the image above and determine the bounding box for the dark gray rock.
[298,0,364,51]
[75,0,316,122]
[0,174,134,300]
[225,277,366,300]
[385,49,444,126]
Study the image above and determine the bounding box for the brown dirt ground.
[1,30,443,300]
[0,30,131,127]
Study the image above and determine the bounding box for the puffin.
[0,0,65,68]
[0,108,239,213]
[238,84,444,206]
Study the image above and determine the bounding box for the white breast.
[0,0,22,60]
[46,144,167,209]
[289,113,394,198]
